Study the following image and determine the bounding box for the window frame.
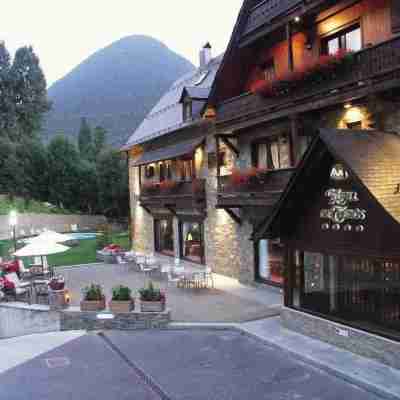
[252,133,292,170]
[321,22,362,55]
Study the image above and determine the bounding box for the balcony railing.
[243,0,303,37]
[217,169,294,207]
[217,37,400,126]
[140,179,206,208]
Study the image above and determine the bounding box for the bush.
[138,281,165,302]
[82,284,104,301]
[112,285,132,301]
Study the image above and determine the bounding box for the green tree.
[0,138,24,199]
[93,126,107,158]
[10,46,50,140]
[76,159,98,214]
[47,136,81,210]
[78,117,94,159]
[16,137,49,202]
[97,149,129,218]
[0,42,15,139]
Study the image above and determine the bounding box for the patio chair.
[171,266,186,288]
[4,273,32,303]
[17,260,31,280]
[204,267,214,289]
[139,262,157,276]
[33,280,50,305]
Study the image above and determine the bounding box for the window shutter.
[392,0,400,33]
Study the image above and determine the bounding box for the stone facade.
[61,309,171,331]
[281,307,400,370]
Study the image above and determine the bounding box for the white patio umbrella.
[26,230,72,244]
[13,242,70,257]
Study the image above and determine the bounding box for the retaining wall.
[0,303,171,339]
[281,307,400,370]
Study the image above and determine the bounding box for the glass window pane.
[270,141,280,169]
[257,144,268,168]
[181,222,204,264]
[327,37,339,55]
[279,136,291,169]
[258,239,284,284]
[345,28,361,52]
[155,219,174,256]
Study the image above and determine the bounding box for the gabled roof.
[253,129,400,240]
[180,86,211,102]
[122,54,223,150]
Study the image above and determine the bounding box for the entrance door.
[154,218,174,256]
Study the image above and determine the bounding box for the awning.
[132,137,205,167]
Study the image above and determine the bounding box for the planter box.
[140,300,165,313]
[109,300,134,314]
[80,298,106,312]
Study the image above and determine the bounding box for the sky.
[3,1,244,87]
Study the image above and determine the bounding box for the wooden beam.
[219,136,239,157]
[286,22,294,72]
[165,206,177,216]
[225,208,242,225]
[290,114,300,166]
[140,204,152,215]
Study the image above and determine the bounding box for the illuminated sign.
[320,181,367,232]
[330,164,349,181]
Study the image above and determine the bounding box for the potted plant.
[49,276,65,291]
[138,281,166,312]
[109,285,134,313]
[80,284,106,311]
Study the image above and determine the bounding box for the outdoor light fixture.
[344,103,352,109]
[9,210,18,252]
[294,16,301,23]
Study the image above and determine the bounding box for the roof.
[320,129,400,224]
[180,86,211,101]
[132,137,205,167]
[122,54,223,150]
[253,129,400,240]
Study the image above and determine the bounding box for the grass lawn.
[0,232,130,268]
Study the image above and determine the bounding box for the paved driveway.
[59,263,281,322]
[0,330,385,400]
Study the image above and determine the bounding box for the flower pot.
[140,300,165,313]
[80,297,106,311]
[109,299,135,314]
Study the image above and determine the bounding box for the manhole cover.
[45,357,71,368]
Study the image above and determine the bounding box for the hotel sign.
[320,165,367,232]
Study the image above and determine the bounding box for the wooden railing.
[218,169,294,195]
[217,37,400,124]
[140,179,206,200]
[244,0,303,36]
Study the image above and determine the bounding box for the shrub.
[96,223,112,250]
[138,281,165,303]
[112,285,132,301]
[82,284,104,301]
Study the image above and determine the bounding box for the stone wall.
[0,214,107,240]
[61,309,171,331]
[0,303,171,339]
[281,307,400,370]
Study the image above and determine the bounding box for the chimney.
[199,42,212,68]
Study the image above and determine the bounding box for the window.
[180,159,193,181]
[261,60,275,82]
[322,24,362,55]
[255,135,291,170]
[183,100,192,121]
[154,219,174,256]
[180,221,205,264]
[289,251,400,339]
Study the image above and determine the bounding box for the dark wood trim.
[224,208,242,225]
[290,115,300,166]
[216,135,221,181]
[165,206,177,216]
[219,135,240,157]
[287,22,294,72]
[141,204,152,215]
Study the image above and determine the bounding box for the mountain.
[43,35,195,146]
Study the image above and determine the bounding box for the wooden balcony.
[140,179,206,211]
[243,0,303,37]
[217,37,400,130]
[217,169,294,208]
